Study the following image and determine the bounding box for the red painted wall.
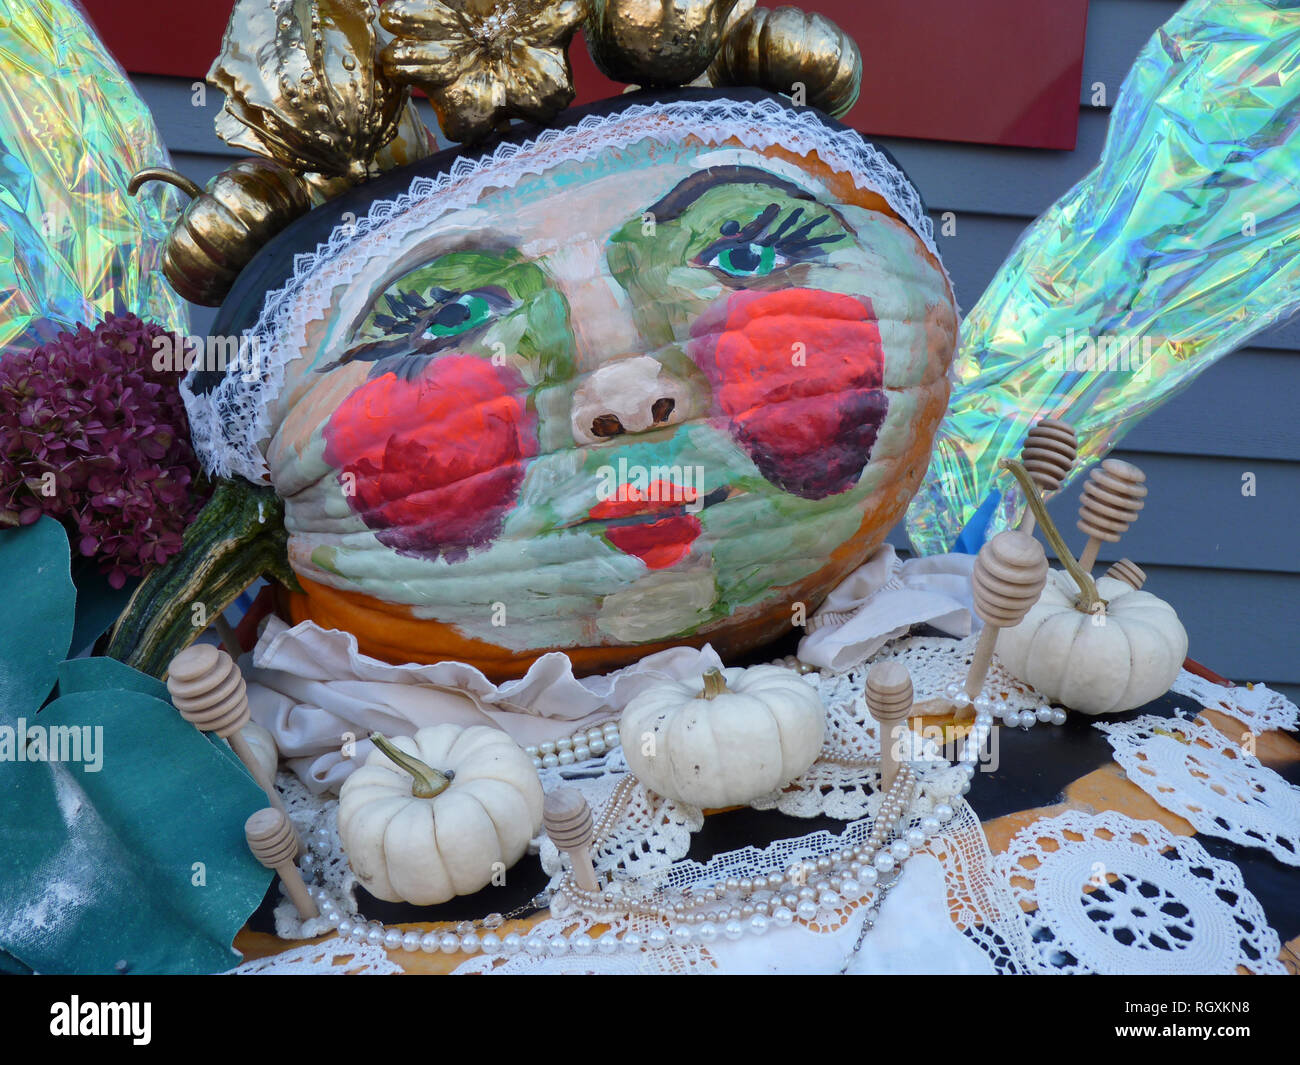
[78,0,1087,149]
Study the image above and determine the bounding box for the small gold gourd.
[586,0,742,86]
[129,160,312,306]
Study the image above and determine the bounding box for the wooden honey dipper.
[1105,558,1146,590]
[957,530,1049,722]
[245,808,318,920]
[1076,458,1147,572]
[1018,418,1077,537]
[543,787,599,893]
[865,661,913,790]
[167,644,291,821]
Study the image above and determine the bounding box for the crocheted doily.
[1097,713,1300,866]
[184,96,945,483]
[529,634,1046,873]
[533,662,981,884]
[1169,670,1299,735]
[996,810,1285,975]
[226,938,404,976]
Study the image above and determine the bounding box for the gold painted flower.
[379,0,588,144]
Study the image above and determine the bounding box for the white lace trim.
[1097,713,1300,866]
[182,96,945,482]
[996,810,1285,975]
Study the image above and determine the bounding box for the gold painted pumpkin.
[586,0,741,86]
[190,94,957,680]
[130,160,312,306]
[709,6,862,118]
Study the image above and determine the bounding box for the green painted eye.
[715,242,776,277]
[426,293,493,337]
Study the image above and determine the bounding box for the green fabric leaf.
[69,557,137,658]
[57,656,169,702]
[0,518,75,720]
[0,689,272,974]
[57,653,259,779]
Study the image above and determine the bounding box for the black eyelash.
[698,204,844,268]
[319,286,513,374]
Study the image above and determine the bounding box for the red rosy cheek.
[689,288,889,499]
[322,355,537,561]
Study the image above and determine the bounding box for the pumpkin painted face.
[237,96,956,676]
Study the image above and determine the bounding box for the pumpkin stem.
[699,668,729,700]
[999,458,1106,615]
[369,732,452,798]
[128,166,204,200]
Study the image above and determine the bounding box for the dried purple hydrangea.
[0,313,209,588]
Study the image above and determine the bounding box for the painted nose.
[570,356,691,445]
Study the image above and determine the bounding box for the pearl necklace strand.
[942,683,1068,729]
[523,721,620,770]
[550,761,924,945]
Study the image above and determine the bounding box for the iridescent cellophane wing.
[907,0,1300,555]
[0,0,189,357]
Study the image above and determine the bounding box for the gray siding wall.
[131,0,1298,698]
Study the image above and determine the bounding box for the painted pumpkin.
[187,90,957,680]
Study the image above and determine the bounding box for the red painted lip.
[588,480,703,569]
[604,514,702,570]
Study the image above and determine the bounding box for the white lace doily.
[1097,713,1300,867]
[817,632,1051,725]
[226,938,403,976]
[997,810,1286,975]
[273,772,356,942]
[184,95,946,483]
[925,801,1036,975]
[1170,670,1299,734]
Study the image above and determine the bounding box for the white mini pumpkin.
[619,665,825,808]
[338,724,544,905]
[996,571,1188,715]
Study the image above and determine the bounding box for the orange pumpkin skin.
[257,100,958,679]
